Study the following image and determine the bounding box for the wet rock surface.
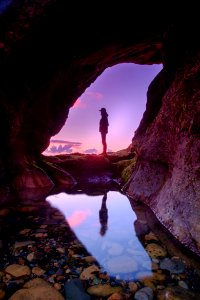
[41,150,135,193]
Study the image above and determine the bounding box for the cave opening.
[44,63,162,156]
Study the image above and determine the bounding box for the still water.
[46,191,153,280]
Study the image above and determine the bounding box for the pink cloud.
[67,210,92,227]
[50,140,81,145]
[72,98,87,108]
[86,91,104,100]
[72,92,104,110]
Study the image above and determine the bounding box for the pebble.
[134,287,154,300]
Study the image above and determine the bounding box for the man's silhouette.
[99,192,108,236]
[99,108,109,155]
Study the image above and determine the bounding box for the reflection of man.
[99,192,108,236]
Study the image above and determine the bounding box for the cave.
[0,1,200,263]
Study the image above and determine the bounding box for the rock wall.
[125,44,200,256]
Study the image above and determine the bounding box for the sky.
[44,63,163,155]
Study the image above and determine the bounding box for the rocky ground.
[0,190,200,300]
[41,149,136,192]
[0,152,200,299]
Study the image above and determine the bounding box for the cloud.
[72,91,104,109]
[50,139,81,146]
[44,140,82,154]
[49,145,72,154]
[84,148,98,154]
[72,98,87,109]
[67,210,92,227]
[86,91,104,100]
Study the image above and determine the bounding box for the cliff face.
[125,56,200,256]
[0,2,200,255]
[124,26,200,256]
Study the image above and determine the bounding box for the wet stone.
[146,243,167,259]
[9,284,65,300]
[178,280,189,289]
[144,232,159,242]
[27,252,38,262]
[87,284,122,297]
[160,257,185,274]
[0,290,5,299]
[13,241,35,254]
[134,287,154,300]
[128,281,138,293]
[80,265,100,280]
[5,264,31,277]
[157,286,200,300]
[32,266,46,276]
[107,292,126,300]
[64,278,91,300]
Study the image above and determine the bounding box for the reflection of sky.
[46,191,152,280]
[44,63,162,155]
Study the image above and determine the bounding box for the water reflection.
[99,192,108,236]
[46,191,152,280]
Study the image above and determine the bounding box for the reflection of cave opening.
[44,63,162,156]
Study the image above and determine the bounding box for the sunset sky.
[44,63,162,155]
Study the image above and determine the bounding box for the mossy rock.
[112,159,131,175]
[121,158,136,184]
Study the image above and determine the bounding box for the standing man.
[99,108,109,155]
